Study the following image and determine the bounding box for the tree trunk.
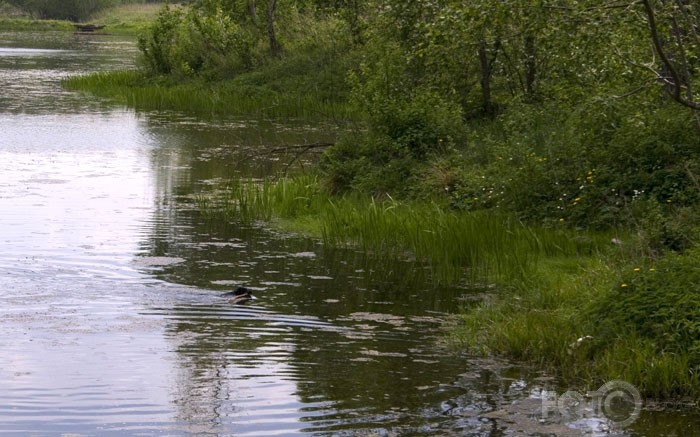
[477,39,500,115]
[248,0,258,26]
[267,0,281,56]
[524,34,537,98]
[349,0,363,44]
[641,0,699,110]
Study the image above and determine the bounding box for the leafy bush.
[447,99,700,231]
[320,41,465,196]
[138,5,182,74]
[138,3,254,79]
[591,247,700,370]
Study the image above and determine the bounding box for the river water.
[0,30,697,436]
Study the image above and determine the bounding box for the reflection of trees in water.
[165,310,307,433]
[140,199,473,430]
[0,32,137,114]
[161,295,477,433]
[170,346,232,433]
[142,115,337,186]
[136,114,479,432]
[157,253,471,432]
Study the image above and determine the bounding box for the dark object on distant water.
[74,24,105,33]
[223,286,255,305]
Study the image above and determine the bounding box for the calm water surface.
[0,31,697,436]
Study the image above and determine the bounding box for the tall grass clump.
[197,175,604,285]
[323,200,608,284]
[195,175,325,227]
[64,67,355,119]
[323,203,529,283]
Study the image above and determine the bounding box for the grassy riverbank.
[196,175,609,284]
[86,3,168,34]
[63,5,357,118]
[0,2,164,34]
[63,65,353,119]
[63,1,700,405]
[0,16,73,31]
[195,174,700,401]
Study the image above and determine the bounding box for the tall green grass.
[63,70,354,119]
[196,175,602,284]
[322,201,570,283]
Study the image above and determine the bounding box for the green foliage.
[320,40,465,196]
[452,247,700,400]
[593,334,700,399]
[137,5,182,74]
[592,249,700,370]
[197,174,600,284]
[138,3,253,79]
[444,99,700,231]
[319,0,700,231]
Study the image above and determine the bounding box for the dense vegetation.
[63,0,700,402]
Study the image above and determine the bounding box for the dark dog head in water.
[224,286,255,304]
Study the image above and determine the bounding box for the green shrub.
[138,3,254,79]
[591,247,700,371]
[447,99,700,231]
[321,40,465,196]
[138,4,183,75]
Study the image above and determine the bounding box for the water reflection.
[1,30,698,436]
[0,31,137,113]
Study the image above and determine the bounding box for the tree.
[266,0,281,55]
[640,0,700,120]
